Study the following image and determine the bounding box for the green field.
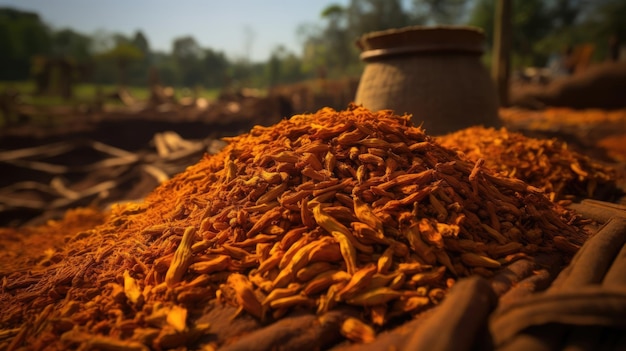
[0,81,220,106]
[0,81,221,127]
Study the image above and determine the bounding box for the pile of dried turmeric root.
[0,106,598,350]
[438,126,619,202]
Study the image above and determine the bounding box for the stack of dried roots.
[1,106,590,350]
[437,126,620,202]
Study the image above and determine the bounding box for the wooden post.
[491,0,512,107]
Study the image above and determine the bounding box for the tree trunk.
[491,0,512,107]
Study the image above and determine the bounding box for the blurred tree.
[0,8,51,80]
[228,59,251,90]
[322,4,353,73]
[584,0,626,60]
[132,30,150,58]
[549,0,584,28]
[47,29,94,95]
[470,0,553,67]
[471,0,626,68]
[128,30,151,86]
[172,36,203,59]
[410,0,470,24]
[89,30,117,84]
[152,52,180,87]
[266,45,305,87]
[298,5,348,76]
[100,42,144,88]
[52,29,92,61]
[5,0,622,95]
[172,35,206,87]
[203,48,229,88]
[280,51,306,84]
[299,0,471,79]
[267,46,283,87]
[346,0,412,36]
[298,23,329,78]
[301,0,415,79]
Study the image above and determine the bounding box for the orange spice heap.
[437,126,620,201]
[0,106,590,350]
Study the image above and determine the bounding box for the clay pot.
[354,25,500,135]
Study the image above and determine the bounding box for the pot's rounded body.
[355,26,500,135]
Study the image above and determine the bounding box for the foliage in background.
[0,8,51,80]
[1,0,625,93]
[469,0,626,69]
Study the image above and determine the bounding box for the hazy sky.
[0,0,349,61]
